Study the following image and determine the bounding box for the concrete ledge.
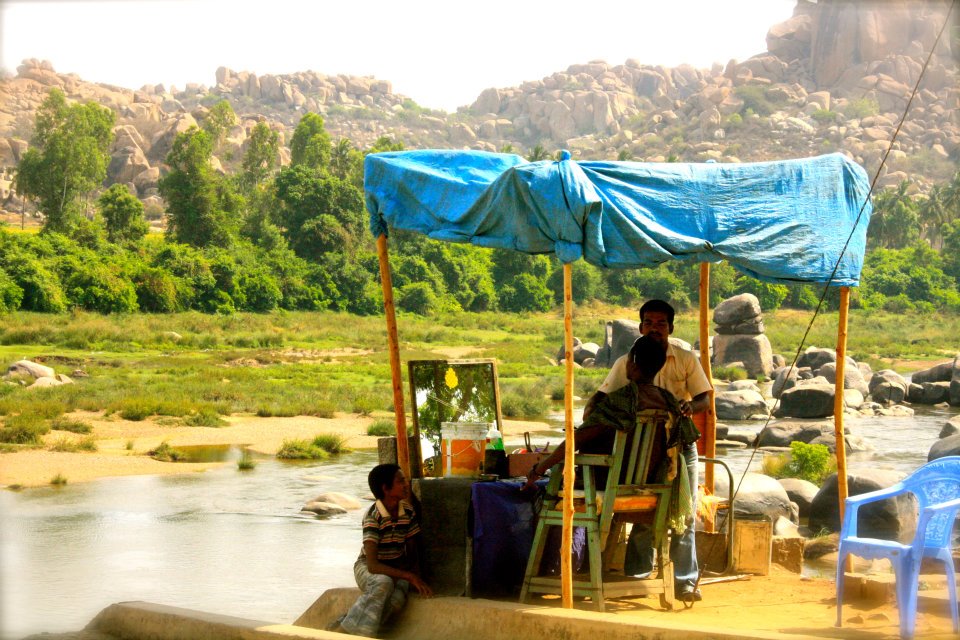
[88,601,343,640]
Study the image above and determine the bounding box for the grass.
[48,436,97,452]
[367,419,395,437]
[50,473,67,486]
[50,416,93,433]
[237,449,256,470]
[148,441,186,462]
[0,307,956,435]
[712,365,748,382]
[276,432,348,459]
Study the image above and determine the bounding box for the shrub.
[811,109,838,124]
[841,98,879,120]
[149,441,186,461]
[367,419,395,437]
[712,365,748,381]
[3,253,67,312]
[50,473,68,485]
[311,433,348,454]
[64,262,138,313]
[49,436,97,452]
[182,406,227,427]
[50,416,93,433]
[764,441,835,484]
[134,267,180,312]
[276,438,329,460]
[0,267,24,311]
[0,413,51,444]
[237,449,256,470]
[500,391,550,419]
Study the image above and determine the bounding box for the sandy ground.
[0,410,556,488]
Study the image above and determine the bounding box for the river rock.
[6,360,55,380]
[715,471,794,523]
[713,334,773,378]
[301,501,348,516]
[816,361,868,395]
[951,353,960,406]
[724,428,757,446]
[777,477,819,518]
[713,293,761,326]
[940,415,960,439]
[920,381,951,405]
[868,369,908,404]
[593,319,640,368]
[714,318,765,336]
[757,420,833,448]
[911,361,953,384]
[772,366,807,398]
[796,347,836,371]
[808,469,913,538]
[310,492,362,510]
[574,342,600,365]
[843,389,865,408]
[775,383,835,418]
[907,382,924,403]
[555,337,582,363]
[27,377,63,389]
[928,433,960,460]
[808,432,872,454]
[715,389,768,420]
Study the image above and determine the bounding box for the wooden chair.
[519,409,676,611]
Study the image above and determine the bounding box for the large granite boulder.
[815,361,869,396]
[6,359,55,380]
[775,383,835,418]
[713,334,773,378]
[911,361,953,384]
[714,293,761,326]
[593,319,640,368]
[757,421,833,448]
[808,469,913,538]
[715,389,768,421]
[796,347,836,371]
[941,415,960,439]
[714,472,794,523]
[951,354,960,406]
[869,369,909,404]
[929,434,960,461]
[777,477,819,518]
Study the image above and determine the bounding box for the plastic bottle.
[486,424,504,451]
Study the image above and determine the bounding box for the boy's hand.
[408,574,433,597]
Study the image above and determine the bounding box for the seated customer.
[333,464,432,637]
[523,334,696,575]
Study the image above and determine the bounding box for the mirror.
[408,359,503,458]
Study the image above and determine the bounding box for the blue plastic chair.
[835,455,960,639]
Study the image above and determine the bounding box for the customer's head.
[628,334,667,383]
[368,463,402,500]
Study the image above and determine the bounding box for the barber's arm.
[522,423,609,491]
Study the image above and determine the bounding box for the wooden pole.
[834,286,851,572]
[377,234,411,480]
[699,263,717,531]
[561,262,575,609]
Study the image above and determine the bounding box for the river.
[1,407,956,639]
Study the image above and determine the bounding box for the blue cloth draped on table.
[470,480,585,597]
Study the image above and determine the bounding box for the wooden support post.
[561,262,575,609]
[834,286,851,572]
[377,234,411,480]
[699,263,716,526]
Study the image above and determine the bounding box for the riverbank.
[0,410,556,489]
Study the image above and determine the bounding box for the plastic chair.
[836,455,960,639]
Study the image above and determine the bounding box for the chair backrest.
[903,456,960,547]
[620,409,674,488]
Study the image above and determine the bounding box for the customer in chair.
[586,299,710,603]
[524,334,697,588]
[332,463,432,637]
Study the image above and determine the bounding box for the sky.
[1,0,797,112]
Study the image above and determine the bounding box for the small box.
[733,515,772,576]
[507,451,552,478]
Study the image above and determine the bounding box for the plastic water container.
[440,422,489,477]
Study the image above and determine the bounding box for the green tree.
[98,184,148,244]
[289,112,332,170]
[160,127,241,247]
[14,89,116,233]
[201,100,237,147]
[240,122,279,190]
[527,144,550,161]
[500,272,552,312]
[869,181,920,249]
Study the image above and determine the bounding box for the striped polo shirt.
[359,499,420,569]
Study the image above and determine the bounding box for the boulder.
[715,389,768,421]
[574,342,600,365]
[593,319,641,368]
[775,384,835,418]
[757,421,832,448]
[713,334,773,378]
[556,337,582,363]
[796,347,835,371]
[815,361,868,395]
[727,380,762,394]
[907,382,924,404]
[928,434,960,461]
[808,469,913,538]
[310,492,362,510]
[27,377,63,389]
[713,293,762,326]
[6,360,55,379]
[920,382,951,405]
[301,501,348,516]
[714,472,793,523]
[808,432,872,454]
[911,361,953,384]
[868,369,908,404]
[951,353,960,406]
[723,428,757,446]
[771,366,806,398]
[940,415,960,439]
[715,318,765,335]
[777,478,819,518]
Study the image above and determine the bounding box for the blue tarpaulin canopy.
[365,150,872,286]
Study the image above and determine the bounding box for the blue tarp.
[365,150,872,286]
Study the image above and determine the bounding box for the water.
[0,450,378,640]
[1,408,956,640]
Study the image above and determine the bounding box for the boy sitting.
[334,463,432,637]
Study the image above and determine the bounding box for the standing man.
[584,299,712,602]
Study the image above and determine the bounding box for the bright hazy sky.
[1,0,796,112]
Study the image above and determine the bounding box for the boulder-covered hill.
[0,0,956,217]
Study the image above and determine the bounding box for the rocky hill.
[0,0,956,217]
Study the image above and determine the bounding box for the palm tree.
[331,138,354,181]
[526,144,550,162]
[919,184,947,249]
[870,181,920,249]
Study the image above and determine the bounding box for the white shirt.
[597,341,712,401]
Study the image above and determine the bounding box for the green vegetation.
[148,441,186,461]
[0,413,50,444]
[50,416,92,433]
[276,433,347,459]
[237,449,256,470]
[50,473,67,485]
[367,419,395,437]
[711,365,748,382]
[48,436,97,452]
[763,441,836,485]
